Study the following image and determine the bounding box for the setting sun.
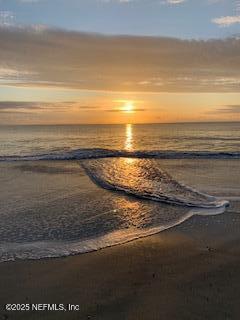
[122,101,135,113]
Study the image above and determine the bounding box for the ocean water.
[0,123,239,261]
[0,122,240,158]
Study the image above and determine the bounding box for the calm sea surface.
[0,122,240,157]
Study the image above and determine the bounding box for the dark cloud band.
[0,26,240,92]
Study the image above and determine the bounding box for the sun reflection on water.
[111,196,149,228]
[125,124,133,151]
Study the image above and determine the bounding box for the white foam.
[1,148,240,162]
[82,158,229,209]
[0,205,227,262]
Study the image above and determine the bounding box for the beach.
[0,159,240,319]
[1,0,240,317]
[1,211,240,320]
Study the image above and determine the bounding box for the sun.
[122,101,134,113]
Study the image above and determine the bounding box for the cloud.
[237,0,240,13]
[209,105,240,114]
[212,15,240,27]
[0,101,86,112]
[0,26,240,93]
[0,11,15,26]
[105,108,145,112]
[0,101,71,112]
[0,100,147,114]
[0,101,40,110]
[0,67,36,81]
[160,0,187,5]
[166,0,186,4]
[0,101,111,113]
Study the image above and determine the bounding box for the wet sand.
[0,159,240,319]
[1,210,240,320]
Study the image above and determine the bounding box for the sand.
[1,211,240,320]
[0,159,240,319]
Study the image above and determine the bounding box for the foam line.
[0,205,226,262]
[82,158,229,208]
[1,148,240,161]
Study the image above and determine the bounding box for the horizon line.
[1,121,240,126]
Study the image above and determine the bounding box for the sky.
[0,0,240,124]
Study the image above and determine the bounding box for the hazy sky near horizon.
[0,0,240,124]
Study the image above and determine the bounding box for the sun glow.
[122,101,134,113]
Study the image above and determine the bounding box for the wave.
[82,158,229,209]
[0,151,233,262]
[0,206,226,262]
[1,148,240,161]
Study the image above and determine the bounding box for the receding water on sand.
[0,159,236,262]
[0,206,226,262]
[82,158,228,208]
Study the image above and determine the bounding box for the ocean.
[0,122,240,261]
[1,122,240,158]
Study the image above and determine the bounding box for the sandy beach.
[1,211,240,320]
[1,1,240,317]
[0,159,240,319]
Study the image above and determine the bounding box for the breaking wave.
[82,158,229,208]
[0,148,240,161]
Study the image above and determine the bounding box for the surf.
[0,148,240,161]
[82,158,229,209]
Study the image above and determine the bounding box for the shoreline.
[0,159,239,319]
[0,203,227,264]
[1,210,240,319]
